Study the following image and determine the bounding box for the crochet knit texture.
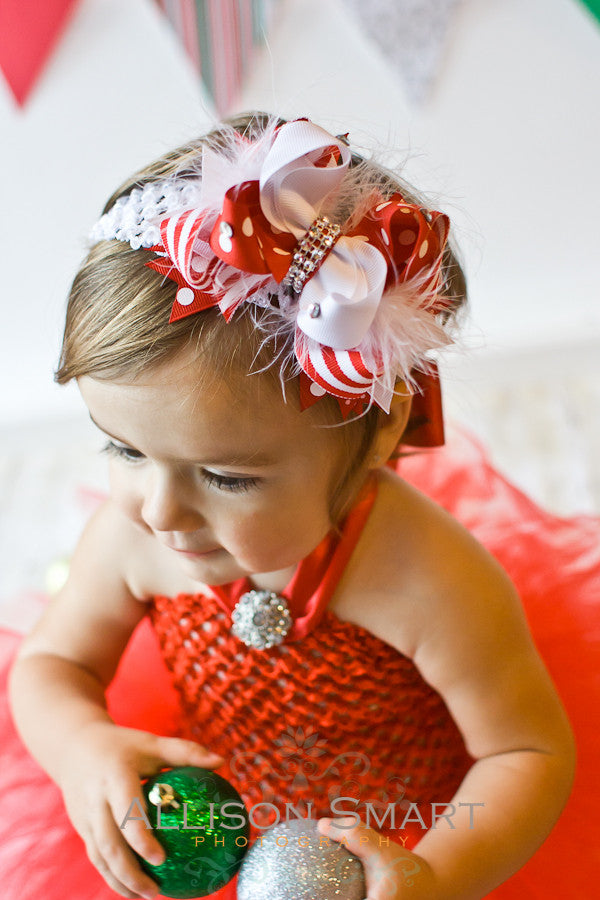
[149,478,472,843]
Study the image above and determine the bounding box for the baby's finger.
[152,735,225,770]
[318,817,424,900]
[318,816,378,862]
[87,804,160,899]
[109,771,166,867]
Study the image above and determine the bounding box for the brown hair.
[56,112,467,522]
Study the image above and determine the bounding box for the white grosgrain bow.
[208,119,389,352]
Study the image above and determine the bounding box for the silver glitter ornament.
[231,590,292,649]
[237,819,366,900]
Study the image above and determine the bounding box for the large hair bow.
[143,120,450,425]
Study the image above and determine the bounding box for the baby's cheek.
[221,513,287,565]
[237,508,321,568]
[109,468,148,529]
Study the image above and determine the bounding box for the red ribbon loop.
[209,181,296,281]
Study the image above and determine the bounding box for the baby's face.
[79,351,349,586]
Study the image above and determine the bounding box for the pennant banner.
[2,1,595,112]
[155,0,274,114]
[578,0,600,23]
[341,0,461,105]
[0,0,79,105]
[0,0,271,111]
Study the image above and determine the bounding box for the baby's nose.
[142,466,204,533]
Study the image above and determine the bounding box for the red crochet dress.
[149,477,473,848]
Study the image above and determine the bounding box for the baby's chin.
[170,546,241,584]
[163,539,300,592]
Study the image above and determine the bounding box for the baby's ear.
[369,383,412,468]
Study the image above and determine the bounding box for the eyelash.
[203,471,258,493]
[101,441,259,493]
[102,441,144,463]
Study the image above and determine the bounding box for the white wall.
[1,0,599,428]
[0,0,215,425]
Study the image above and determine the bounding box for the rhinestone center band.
[283,216,341,295]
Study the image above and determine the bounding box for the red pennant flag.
[0,0,80,105]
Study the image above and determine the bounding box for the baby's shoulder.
[72,499,183,600]
[331,469,516,657]
[69,499,147,591]
[362,467,503,587]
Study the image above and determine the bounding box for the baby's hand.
[318,816,438,900]
[59,721,224,899]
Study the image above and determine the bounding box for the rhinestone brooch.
[231,590,292,649]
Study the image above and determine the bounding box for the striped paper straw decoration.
[155,0,273,113]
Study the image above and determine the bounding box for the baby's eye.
[202,470,259,493]
[102,440,145,463]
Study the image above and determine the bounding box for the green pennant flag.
[579,0,600,23]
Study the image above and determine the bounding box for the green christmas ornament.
[136,766,250,898]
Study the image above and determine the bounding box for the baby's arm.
[325,503,575,899]
[8,502,222,900]
[400,550,575,898]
